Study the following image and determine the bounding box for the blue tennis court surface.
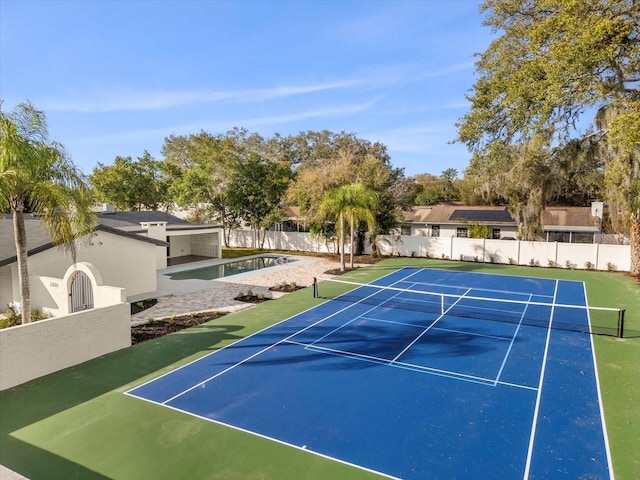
[127,268,613,479]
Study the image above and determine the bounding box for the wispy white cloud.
[70,98,381,145]
[42,79,364,113]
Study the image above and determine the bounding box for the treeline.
[90,129,415,247]
[91,125,617,246]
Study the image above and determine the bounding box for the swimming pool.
[165,256,288,281]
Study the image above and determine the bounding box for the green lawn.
[1,259,638,479]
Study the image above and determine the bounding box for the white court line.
[396,278,555,301]
[583,282,615,479]
[129,395,402,480]
[359,315,513,342]
[493,294,535,386]
[390,288,472,363]
[287,338,538,390]
[523,279,559,479]
[306,269,425,348]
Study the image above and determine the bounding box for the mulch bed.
[234,294,271,303]
[130,298,158,315]
[269,284,306,293]
[131,311,227,345]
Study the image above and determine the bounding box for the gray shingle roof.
[402,204,600,230]
[96,210,192,228]
[0,214,168,267]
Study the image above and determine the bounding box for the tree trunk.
[349,214,355,270]
[339,213,345,272]
[12,208,31,324]
[631,214,640,276]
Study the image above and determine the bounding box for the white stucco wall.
[169,235,191,257]
[38,262,126,316]
[16,230,158,307]
[0,265,13,310]
[0,302,130,391]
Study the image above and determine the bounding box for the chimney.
[140,221,167,241]
[591,201,604,219]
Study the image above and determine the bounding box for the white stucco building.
[0,211,222,317]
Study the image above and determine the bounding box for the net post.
[618,309,625,338]
[313,277,317,298]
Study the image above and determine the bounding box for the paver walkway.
[131,256,344,323]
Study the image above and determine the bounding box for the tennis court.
[127,267,615,479]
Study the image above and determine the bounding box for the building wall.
[0,265,13,310]
[0,302,130,391]
[169,235,191,257]
[20,230,158,306]
[420,225,519,239]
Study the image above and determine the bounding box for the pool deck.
[131,255,342,324]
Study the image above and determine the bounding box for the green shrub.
[607,262,616,272]
[584,261,593,270]
[0,317,16,329]
[0,306,50,328]
[508,257,516,265]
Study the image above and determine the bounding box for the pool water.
[165,256,286,281]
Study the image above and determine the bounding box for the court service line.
[306,285,417,348]
[493,294,534,386]
[357,315,514,341]
[306,269,427,348]
[160,270,425,405]
[523,279,559,479]
[390,288,472,363]
[291,339,538,390]
[290,339,499,386]
[396,279,554,301]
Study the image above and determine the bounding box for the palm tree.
[0,102,96,323]
[320,183,378,272]
[342,183,378,269]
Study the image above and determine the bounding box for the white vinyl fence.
[227,231,631,272]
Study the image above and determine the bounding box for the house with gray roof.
[1,210,222,316]
[400,202,603,243]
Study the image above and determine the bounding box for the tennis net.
[313,276,625,338]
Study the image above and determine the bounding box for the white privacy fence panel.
[518,242,558,267]
[596,244,631,271]
[227,231,631,272]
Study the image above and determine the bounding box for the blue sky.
[1,0,494,177]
